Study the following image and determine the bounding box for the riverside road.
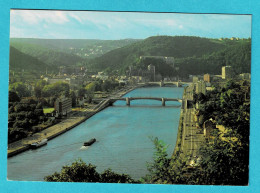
[180,85,204,163]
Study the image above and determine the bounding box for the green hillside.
[9,46,57,73]
[10,41,85,67]
[90,36,251,77]
[175,39,251,77]
[90,36,226,70]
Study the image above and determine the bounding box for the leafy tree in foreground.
[44,159,137,183]
[142,137,171,183]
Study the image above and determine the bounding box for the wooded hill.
[10,38,141,59]
[9,46,57,73]
[10,41,85,67]
[90,36,251,77]
[175,39,251,77]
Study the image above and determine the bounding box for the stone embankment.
[8,86,138,158]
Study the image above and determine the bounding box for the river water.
[7,86,184,181]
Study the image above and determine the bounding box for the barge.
[30,139,48,149]
[83,138,96,146]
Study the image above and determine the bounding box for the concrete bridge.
[109,97,184,106]
[138,81,191,87]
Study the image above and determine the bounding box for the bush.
[44,159,137,183]
[44,159,100,182]
[100,169,135,183]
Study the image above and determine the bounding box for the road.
[180,84,204,165]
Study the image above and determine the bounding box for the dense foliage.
[85,79,120,92]
[191,80,250,185]
[42,82,70,98]
[44,159,137,183]
[8,98,52,143]
[9,82,31,98]
[175,40,251,77]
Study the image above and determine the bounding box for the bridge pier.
[160,81,164,87]
[162,98,165,106]
[126,97,130,106]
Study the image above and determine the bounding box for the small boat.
[83,138,96,146]
[30,139,48,149]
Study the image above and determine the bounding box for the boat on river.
[83,138,96,146]
[30,139,48,149]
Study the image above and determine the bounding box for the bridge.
[108,97,184,106]
[138,81,192,87]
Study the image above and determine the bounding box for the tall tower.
[222,66,233,79]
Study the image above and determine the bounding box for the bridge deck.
[110,97,182,102]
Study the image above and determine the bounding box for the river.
[7,86,184,181]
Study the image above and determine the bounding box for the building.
[140,56,174,67]
[203,120,215,139]
[148,64,156,81]
[204,74,210,83]
[54,97,72,116]
[127,65,156,82]
[192,76,199,83]
[196,80,206,95]
[43,77,70,85]
[222,66,233,79]
[239,73,251,80]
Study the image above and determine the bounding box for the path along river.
[8,86,184,181]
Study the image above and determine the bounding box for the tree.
[142,137,171,184]
[9,91,20,102]
[44,159,136,183]
[9,82,30,98]
[42,82,70,97]
[100,169,136,183]
[85,82,96,92]
[45,159,100,182]
[77,88,85,98]
[34,80,47,98]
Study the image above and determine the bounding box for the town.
[7,10,251,185]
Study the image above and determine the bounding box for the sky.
[10,10,252,40]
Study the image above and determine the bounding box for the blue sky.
[10,10,252,39]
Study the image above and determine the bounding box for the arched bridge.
[109,97,183,106]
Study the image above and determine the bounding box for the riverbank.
[171,85,204,162]
[8,85,138,158]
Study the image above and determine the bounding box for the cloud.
[11,10,69,25]
[9,10,251,39]
[69,13,83,24]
